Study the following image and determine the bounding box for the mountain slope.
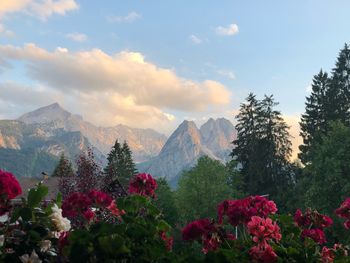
[18,103,167,162]
[0,120,104,177]
[138,118,235,186]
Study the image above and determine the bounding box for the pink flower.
[301,229,326,244]
[218,196,277,227]
[159,231,173,251]
[335,198,350,230]
[128,173,158,198]
[247,216,281,243]
[321,246,335,263]
[249,243,277,263]
[107,200,125,217]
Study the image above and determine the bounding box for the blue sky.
[0,1,350,145]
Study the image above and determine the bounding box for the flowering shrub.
[128,173,158,198]
[0,170,349,262]
[294,208,332,244]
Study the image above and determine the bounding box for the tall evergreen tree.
[102,140,137,198]
[299,70,330,163]
[76,149,101,194]
[53,154,75,198]
[231,94,292,207]
[299,44,350,164]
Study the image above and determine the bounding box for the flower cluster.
[249,242,278,263]
[128,173,158,198]
[247,216,281,262]
[62,192,94,220]
[247,216,281,244]
[294,208,333,244]
[321,244,349,263]
[0,170,22,215]
[159,231,174,251]
[218,196,277,226]
[335,198,350,229]
[182,218,235,254]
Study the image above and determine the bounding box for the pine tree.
[52,154,74,178]
[52,154,75,198]
[76,149,101,194]
[231,94,292,207]
[299,44,350,164]
[102,140,137,198]
[299,70,330,163]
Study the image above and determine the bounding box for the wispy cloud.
[0,23,14,37]
[217,69,236,80]
[66,32,87,42]
[107,11,141,23]
[0,0,79,20]
[189,34,202,44]
[215,23,239,36]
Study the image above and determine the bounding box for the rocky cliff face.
[138,118,235,186]
[0,120,103,177]
[18,103,167,162]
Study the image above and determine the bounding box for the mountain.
[0,120,103,177]
[138,118,235,186]
[18,103,167,162]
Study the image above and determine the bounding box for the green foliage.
[154,178,179,226]
[51,154,74,178]
[103,140,137,196]
[176,156,232,223]
[231,93,293,209]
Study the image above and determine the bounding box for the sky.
[1,0,350,157]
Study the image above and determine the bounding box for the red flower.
[0,170,22,215]
[62,192,93,220]
[321,246,335,263]
[182,218,216,241]
[249,243,277,263]
[335,198,350,230]
[218,196,277,226]
[88,190,113,207]
[107,200,125,217]
[247,216,281,243]
[294,208,332,229]
[0,170,22,200]
[159,231,173,251]
[58,231,70,252]
[128,173,158,198]
[301,229,326,244]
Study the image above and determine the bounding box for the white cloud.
[306,84,312,93]
[66,32,87,42]
[0,44,232,132]
[215,23,239,36]
[107,11,141,23]
[189,34,202,44]
[0,0,78,20]
[0,23,14,37]
[217,69,235,80]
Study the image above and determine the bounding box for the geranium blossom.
[88,190,113,207]
[128,173,158,198]
[301,229,326,244]
[321,246,335,263]
[218,196,277,226]
[247,216,281,243]
[249,243,277,263]
[107,200,125,217]
[335,198,350,229]
[294,208,333,229]
[0,170,22,215]
[159,231,173,251]
[62,192,94,220]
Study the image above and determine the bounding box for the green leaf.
[27,183,48,208]
[19,207,32,221]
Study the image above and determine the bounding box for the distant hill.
[137,118,236,186]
